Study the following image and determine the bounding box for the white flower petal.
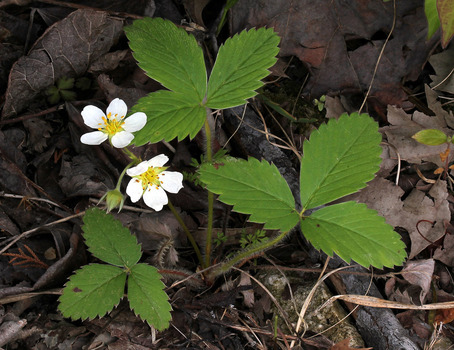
[160,171,184,193]
[123,112,147,132]
[111,131,134,148]
[148,154,169,168]
[126,178,144,203]
[80,131,108,145]
[106,98,127,121]
[81,105,106,129]
[127,161,149,177]
[143,185,168,211]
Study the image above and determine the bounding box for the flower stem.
[209,229,290,278]
[116,162,134,190]
[121,147,140,164]
[204,118,214,268]
[167,200,205,268]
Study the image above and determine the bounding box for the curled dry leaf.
[344,177,450,259]
[401,259,435,305]
[2,9,123,119]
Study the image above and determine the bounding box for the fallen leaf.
[330,337,372,350]
[401,259,434,304]
[429,46,454,94]
[434,308,454,325]
[2,9,123,118]
[231,0,438,107]
[344,177,450,259]
[433,233,454,266]
[383,106,449,167]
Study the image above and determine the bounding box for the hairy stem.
[204,118,214,267]
[210,229,290,278]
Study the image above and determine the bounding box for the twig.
[0,211,85,255]
[359,0,396,114]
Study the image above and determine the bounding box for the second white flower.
[126,154,184,211]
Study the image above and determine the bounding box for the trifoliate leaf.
[412,129,449,145]
[128,263,171,331]
[125,17,207,101]
[131,90,207,145]
[300,113,382,211]
[58,264,126,320]
[82,208,142,267]
[301,202,406,268]
[205,27,280,109]
[199,157,299,231]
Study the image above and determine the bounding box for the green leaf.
[131,90,207,145]
[199,157,299,231]
[82,208,142,268]
[300,113,382,210]
[205,27,280,109]
[125,17,207,101]
[438,0,454,48]
[301,202,406,268]
[57,77,75,90]
[216,0,240,35]
[128,264,172,331]
[425,0,441,39]
[58,264,126,320]
[412,129,448,145]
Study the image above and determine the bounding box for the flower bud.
[101,189,125,213]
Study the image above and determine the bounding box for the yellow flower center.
[138,167,166,190]
[99,112,125,135]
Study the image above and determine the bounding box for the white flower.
[126,154,184,211]
[80,98,146,148]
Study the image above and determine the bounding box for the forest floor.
[1,1,454,349]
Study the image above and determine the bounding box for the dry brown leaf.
[2,9,123,118]
[433,233,454,266]
[238,272,254,308]
[231,0,438,107]
[383,106,449,167]
[434,308,454,325]
[401,259,435,304]
[345,177,450,259]
[330,338,372,350]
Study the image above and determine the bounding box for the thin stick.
[359,0,396,114]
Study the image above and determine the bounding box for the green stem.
[210,229,290,277]
[204,118,214,267]
[167,200,205,268]
[121,147,140,164]
[115,162,134,190]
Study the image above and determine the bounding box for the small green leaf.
[125,17,207,101]
[412,129,448,145]
[128,264,172,331]
[199,157,299,231]
[59,89,76,101]
[438,0,454,48]
[82,208,142,267]
[425,0,441,39]
[57,77,75,90]
[131,90,207,145]
[58,264,126,320]
[205,27,280,109]
[300,113,382,210]
[301,202,406,268]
